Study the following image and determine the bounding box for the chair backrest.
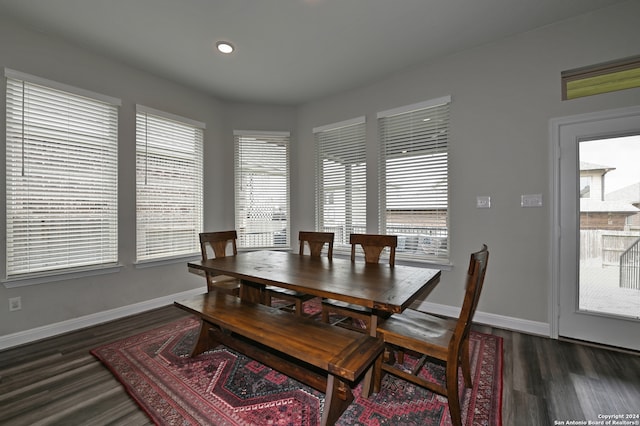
[350,233,398,266]
[299,231,334,259]
[452,244,489,352]
[199,230,238,261]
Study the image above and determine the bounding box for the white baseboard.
[1,292,550,352]
[413,300,551,337]
[0,288,206,351]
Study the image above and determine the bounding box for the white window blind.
[136,106,204,261]
[234,131,290,249]
[314,117,366,248]
[378,96,451,262]
[5,70,120,279]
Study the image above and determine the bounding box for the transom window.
[562,55,640,100]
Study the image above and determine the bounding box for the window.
[313,117,366,247]
[580,176,591,198]
[234,131,290,249]
[378,96,451,263]
[136,106,204,262]
[5,69,120,281]
[562,55,640,100]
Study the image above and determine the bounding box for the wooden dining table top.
[188,250,441,314]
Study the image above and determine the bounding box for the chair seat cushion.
[377,309,455,360]
[209,275,241,291]
[322,299,372,314]
[210,274,238,284]
[266,286,314,300]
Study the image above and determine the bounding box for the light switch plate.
[521,193,543,207]
[476,196,491,208]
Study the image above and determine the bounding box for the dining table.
[186,249,441,397]
[188,249,441,335]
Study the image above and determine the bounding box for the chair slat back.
[350,233,397,266]
[199,231,239,291]
[452,244,489,349]
[199,230,238,260]
[299,231,334,259]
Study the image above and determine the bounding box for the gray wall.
[0,15,225,336]
[295,1,640,323]
[207,103,297,230]
[1,1,639,340]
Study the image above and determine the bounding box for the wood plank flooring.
[1,305,638,425]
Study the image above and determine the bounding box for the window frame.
[135,105,204,264]
[377,96,451,264]
[562,55,640,100]
[234,130,291,250]
[3,69,121,286]
[313,117,367,252]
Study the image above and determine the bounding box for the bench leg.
[189,319,218,357]
[359,313,379,398]
[361,352,383,398]
[321,375,353,426]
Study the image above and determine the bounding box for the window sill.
[134,254,200,269]
[397,258,453,271]
[331,248,452,271]
[2,264,124,288]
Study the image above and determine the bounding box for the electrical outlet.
[9,296,22,312]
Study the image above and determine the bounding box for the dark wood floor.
[1,305,638,425]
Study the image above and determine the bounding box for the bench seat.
[175,292,384,425]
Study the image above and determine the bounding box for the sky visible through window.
[579,135,640,193]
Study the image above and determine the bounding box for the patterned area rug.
[92,309,502,425]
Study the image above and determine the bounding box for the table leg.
[239,279,264,303]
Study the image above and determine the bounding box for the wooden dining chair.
[199,230,241,296]
[264,231,335,316]
[321,233,397,332]
[372,244,489,426]
[298,231,335,258]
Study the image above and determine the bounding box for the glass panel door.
[555,106,640,351]
[579,136,640,320]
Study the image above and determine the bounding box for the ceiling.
[0,0,628,105]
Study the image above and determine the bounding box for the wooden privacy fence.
[580,231,640,289]
[581,230,639,263]
[601,233,640,266]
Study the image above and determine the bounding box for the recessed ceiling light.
[216,41,235,54]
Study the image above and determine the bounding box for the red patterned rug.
[92,310,502,425]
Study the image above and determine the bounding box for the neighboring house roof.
[606,182,640,203]
[580,199,640,213]
[579,161,616,173]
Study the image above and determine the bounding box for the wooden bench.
[174,292,384,426]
